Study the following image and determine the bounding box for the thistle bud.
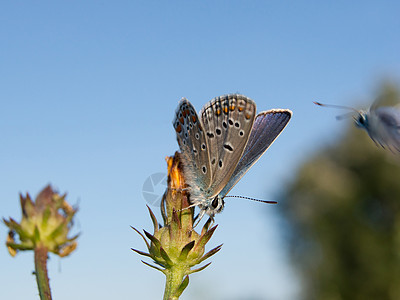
[3,185,78,257]
[132,154,222,299]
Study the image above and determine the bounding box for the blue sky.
[1,1,399,299]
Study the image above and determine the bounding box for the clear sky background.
[1,1,399,299]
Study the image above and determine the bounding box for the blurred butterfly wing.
[371,92,400,111]
[220,109,292,196]
[371,107,400,152]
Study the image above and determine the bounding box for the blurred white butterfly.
[314,100,400,152]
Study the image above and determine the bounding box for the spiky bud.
[3,185,79,257]
[132,153,222,300]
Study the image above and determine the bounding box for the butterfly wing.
[173,98,211,189]
[370,92,400,111]
[199,94,256,197]
[220,109,292,196]
[369,107,400,152]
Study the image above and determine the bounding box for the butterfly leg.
[192,209,207,228]
[207,216,215,228]
[170,187,189,192]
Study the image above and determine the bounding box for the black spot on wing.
[223,143,234,152]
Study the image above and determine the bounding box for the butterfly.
[314,100,400,152]
[173,94,292,224]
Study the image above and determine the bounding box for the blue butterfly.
[173,94,292,223]
[315,100,400,152]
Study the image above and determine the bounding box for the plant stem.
[163,265,187,300]
[34,245,52,300]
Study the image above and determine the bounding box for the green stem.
[163,265,186,300]
[34,245,52,300]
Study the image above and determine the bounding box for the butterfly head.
[198,196,225,218]
[314,101,370,129]
[211,196,225,214]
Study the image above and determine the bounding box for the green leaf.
[160,192,168,225]
[131,226,150,251]
[34,226,40,244]
[131,248,152,258]
[197,244,222,264]
[66,233,80,242]
[178,240,195,261]
[143,230,161,258]
[173,275,189,298]
[194,225,218,253]
[146,205,159,234]
[42,207,51,227]
[159,246,173,267]
[141,260,166,273]
[144,230,161,249]
[50,222,65,240]
[189,262,212,274]
[6,242,34,251]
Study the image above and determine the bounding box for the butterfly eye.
[211,197,219,208]
[211,197,224,213]
[355,114,367,128]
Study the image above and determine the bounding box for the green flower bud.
[4,185,79,257]
[132,154,221,299]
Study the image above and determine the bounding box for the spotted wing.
[199,94,256,197]
[220,109,292,196]
[173,98,211,188]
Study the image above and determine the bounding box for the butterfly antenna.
[314,101,359,113]
[335,111,356,120]
[224,195,277,204]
